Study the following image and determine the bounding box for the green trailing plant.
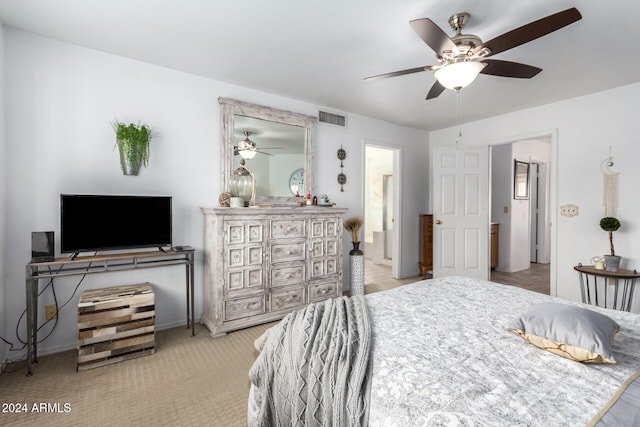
[599,216,621,256]
[112,121,153,173]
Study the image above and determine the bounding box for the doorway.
[364,144,399,282]
[382,174,393,260]
[489,138,552,294]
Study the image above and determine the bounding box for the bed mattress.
[249,276,640,426]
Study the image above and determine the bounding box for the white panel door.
[432,145,489,279]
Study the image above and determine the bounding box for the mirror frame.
[219,97,317,205]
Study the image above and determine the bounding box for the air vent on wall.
[319,110,347,127]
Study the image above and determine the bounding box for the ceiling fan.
[365,7,582,99]
[234,131,283,158]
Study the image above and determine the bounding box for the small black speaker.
[31,231,55,263]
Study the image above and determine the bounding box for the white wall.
[430,81,640,313]
[3,27,429,356]
[0,22,7,367]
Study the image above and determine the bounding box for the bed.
[248,276,640,426]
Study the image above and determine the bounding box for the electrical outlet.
[45,304,57,320]
[560,204,579,217]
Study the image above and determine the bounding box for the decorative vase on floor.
[350,241,364,296]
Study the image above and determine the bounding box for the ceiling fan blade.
[426,81,446,100]
[364,65,435,81]
[480,59,542,78]
[255,150,274,156]
[259,147,284,150]
[474,7,582,58]
[409,18,457,54]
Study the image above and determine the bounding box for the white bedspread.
[366,277,640,426]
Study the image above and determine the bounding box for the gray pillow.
[510,302,620,363]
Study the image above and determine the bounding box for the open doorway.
[489,137,552,295]
[363,144,399,286]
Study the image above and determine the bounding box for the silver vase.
[118,149,141,176]
[350,242,364,295]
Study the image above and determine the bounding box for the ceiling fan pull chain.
[455,89,462,145]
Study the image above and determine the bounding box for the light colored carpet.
[0,263,416,426]
[0,263,547,426]
[0,323,271,426]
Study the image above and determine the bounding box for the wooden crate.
[77,283,155,371]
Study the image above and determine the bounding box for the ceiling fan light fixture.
[434,61,485,90]
[238,130,257,159]
[239,148,256,159]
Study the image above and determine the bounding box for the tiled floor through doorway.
[363,259,550,295]
[363,259,420,294]
[491,263,550,294]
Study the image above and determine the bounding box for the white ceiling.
[1,0,639,131]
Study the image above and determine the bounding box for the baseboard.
[13,318,200,358]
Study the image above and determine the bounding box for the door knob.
[435,219,441,225]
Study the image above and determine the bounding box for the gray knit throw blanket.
[249,295,372,426]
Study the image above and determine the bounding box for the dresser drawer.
[308,281,338,302]
[226,221,264,245]
[310,219,340,239]
[224,295,265,321]
[310,239,338,258]
[271,220,305,239]
[270,287,305,312]
[270,242,305,263]
[226,267,264,293]
[310,258,338,278]
[270,263,305,287]
[226,244,263,268]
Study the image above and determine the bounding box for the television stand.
[25,247,195,376]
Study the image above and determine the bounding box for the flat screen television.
[60,194,172,255]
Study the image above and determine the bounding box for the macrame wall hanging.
[601,146,619,217]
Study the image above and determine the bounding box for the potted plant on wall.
[600,216,621,272]
[112,121,153,176]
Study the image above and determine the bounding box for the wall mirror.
[514,159,530,200]
[219,98,316,205]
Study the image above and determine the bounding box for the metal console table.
[25,247,195,376]
[574,264,639,312]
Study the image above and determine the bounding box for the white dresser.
[201,206,348,337]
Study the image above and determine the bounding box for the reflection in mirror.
[233,116,305,197]
[513,160,530,200]
[219,98,316,205]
